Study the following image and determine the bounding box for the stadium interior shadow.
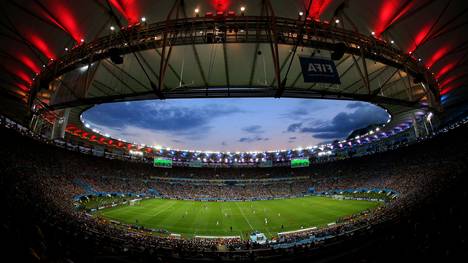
[0,125,467,263]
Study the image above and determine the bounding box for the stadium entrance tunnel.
[80,98,390,152]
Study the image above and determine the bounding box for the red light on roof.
[205,12,214,17]
[44,1,84,43]
[216,11,224,16]
[374,1,414,37]
[213,0,230,12]
[426,46,450,68]
[436,62,456,79]
[14,70,32,85]
[440,73,468,88]
[308,0,332,19]
[440,83,463,95]
[18,55,40,74]
[109,0,140,24]
[227,11,236,16]
[28,34,56,59]
[408,25,431,52]
[17,83,30,92]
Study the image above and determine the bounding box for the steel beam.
[40,85,419,113]
[157,0,181,97]
[30,16,436,110]
[264,0,281,92]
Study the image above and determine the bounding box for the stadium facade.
[1,0,468,262]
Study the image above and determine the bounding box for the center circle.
[81,98,390,152]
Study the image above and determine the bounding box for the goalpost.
[129,198,142,206]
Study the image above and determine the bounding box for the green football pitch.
[95,196,380,239]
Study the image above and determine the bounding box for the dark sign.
[299,57,341,84]
[189,160,203,168]
[259,160,273,168]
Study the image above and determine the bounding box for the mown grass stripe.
[95,196,381,238]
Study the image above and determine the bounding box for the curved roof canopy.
[1,0,467,130]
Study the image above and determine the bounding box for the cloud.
[242,125,265,134]
[281,108,310,120]
[287,123,303,132]
[83,101,242,136]
[290,108,309,116]
[281,100,328,120]
[238,136,269,143]
[82,98,387,151]
[346,102,366,109]
[285,103,388,139]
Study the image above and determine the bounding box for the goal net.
[129,198,142,206]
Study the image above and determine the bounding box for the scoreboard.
[153,158,172,168]
[291,158,310,168]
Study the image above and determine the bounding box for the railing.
[31,16,435,107]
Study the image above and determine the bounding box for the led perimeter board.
[154,158,172,168]
[291,158,310,168]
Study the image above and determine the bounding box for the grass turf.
[95,196,380,239]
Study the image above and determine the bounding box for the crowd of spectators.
[1,115,468,261]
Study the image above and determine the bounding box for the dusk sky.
[82,98,390,152]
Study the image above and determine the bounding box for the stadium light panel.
[79,65,89,72]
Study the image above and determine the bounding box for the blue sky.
[82,98,389,152]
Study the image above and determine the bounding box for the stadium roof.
[1,0,467,142]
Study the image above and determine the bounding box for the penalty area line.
[235,202,255,231]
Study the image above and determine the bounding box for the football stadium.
[1,0,468,262]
